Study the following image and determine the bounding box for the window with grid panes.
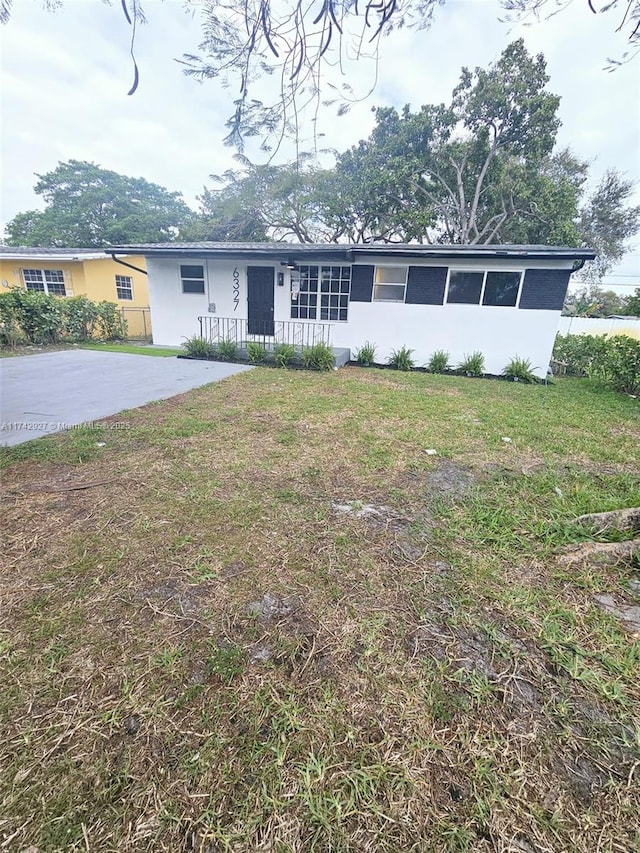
[115,275,134,300]
[290,265,351,321]
[22,269,67,296]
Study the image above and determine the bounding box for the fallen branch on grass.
[38,479,120,493]
[556,507,640,568]
[557,540,640,567]
[572,507,640,535]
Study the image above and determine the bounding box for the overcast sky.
[1,0,638,287]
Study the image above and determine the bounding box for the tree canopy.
[5,160,194,248]
[563,284,640,316]
[1,0,638,147]
[4,43,639,283]
[189,41,639,283]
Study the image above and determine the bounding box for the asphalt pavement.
[0,349,251,446]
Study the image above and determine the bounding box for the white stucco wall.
[330,303,560,376]
[148,255,575,376]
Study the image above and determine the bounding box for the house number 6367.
[232,267,240,312]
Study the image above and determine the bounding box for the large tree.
[182,157,348,244]
[5,160,194,247]
[563,284,626,316]
[189,41,639,285]
[577,170,640,282]
[1,1,637,147]
[621,287,640,315]
[327,40,566,245]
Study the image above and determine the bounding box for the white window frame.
[22,268,68,296]
[373,265,408,303]
[444,268,524,307]
[180,263,206,295]
[115,274,134,301]
[290,264,351,322]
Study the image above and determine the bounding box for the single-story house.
[0,247,152,338]
[107,242,596,376]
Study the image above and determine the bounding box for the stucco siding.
[0,259,86,295]
[329,303,559,376]
[146,255,577,376]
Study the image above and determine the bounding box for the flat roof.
[105,242,596,262]
[0,246,138,262]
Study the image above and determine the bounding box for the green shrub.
[182,336,217,358]
[387,346,415,371]
[427,350,450,373]
[2,289,64,344]
[355,341,376,366]
[552,333,640,394]
[0,292,27,347]
[0,290,124,346]
[96,301,126,340]
[302,342,336,371]
[61,296,99,341]
[246,342,267,364]
[590,335,640,395]
[216,338,239,361]
[502,355,538,383]
[458,351,485,376]
[552,333,609,377]
[274,342,296,368]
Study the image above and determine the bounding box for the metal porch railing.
[198,316,332,350]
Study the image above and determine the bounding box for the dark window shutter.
[405,266,447,305]
[350,265,374,302]
[519,269,571,311]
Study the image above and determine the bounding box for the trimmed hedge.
[0,290,126,346]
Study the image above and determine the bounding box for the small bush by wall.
[302,342,335,371]
[502,356,538,384]
[183,336,217,358]
[458,351,485,376]
[427,350,450,373]
[355,341,376,366]
[388,346,415,371]
[274,343,296,367]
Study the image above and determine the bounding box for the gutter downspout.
[108,253,148,275]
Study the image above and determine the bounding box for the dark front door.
[247,266,275,336]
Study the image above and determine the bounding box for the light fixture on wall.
[285,260,297,270]
[277,272,284,286]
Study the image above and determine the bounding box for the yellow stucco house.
[0,246,151,338]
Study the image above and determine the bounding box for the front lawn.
[80,342,183,357]
[1,369,638,852]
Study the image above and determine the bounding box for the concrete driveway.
[0,349,252,446]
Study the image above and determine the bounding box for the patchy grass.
[1,370,639,852]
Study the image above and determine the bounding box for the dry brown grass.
[1,368,639,852]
